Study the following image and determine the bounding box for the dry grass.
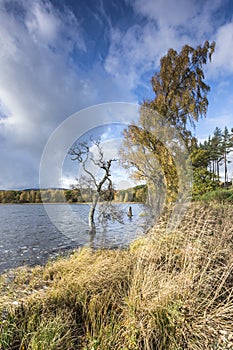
[0,203,232,349]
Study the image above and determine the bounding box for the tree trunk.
[147,176,165,222]
[88,192,99,232]
[224,151,228,185]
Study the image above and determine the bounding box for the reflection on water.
[0,203,150,273]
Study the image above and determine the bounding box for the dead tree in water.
[69,138,116,233]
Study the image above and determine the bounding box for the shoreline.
[0,201,145,205]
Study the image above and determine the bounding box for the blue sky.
[0,0,233,189]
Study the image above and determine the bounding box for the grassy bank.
[0,203,232,349]
[194,188,233,204]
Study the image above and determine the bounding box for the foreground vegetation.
[0,203,232,349]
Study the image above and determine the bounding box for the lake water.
[0,203,149,273]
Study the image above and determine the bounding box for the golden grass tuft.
[0,203,232,349]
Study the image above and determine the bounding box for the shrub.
[196,188,233,204]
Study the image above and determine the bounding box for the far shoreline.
[0,201,145,205]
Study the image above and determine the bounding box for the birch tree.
[122,41,215,204]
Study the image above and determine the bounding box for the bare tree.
[69,138,117,232]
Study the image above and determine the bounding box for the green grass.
[194,188,233,204]
[0,203,232,349]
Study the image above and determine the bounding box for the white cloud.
[0,0,87,141]
[0,0,136,189]
[26,2,59,44]
[103,0,233,146]
[104,22,185,91]
[104,0,225,93]
[210,21,233,75]
[0,0,233,189]
[130,0,224,38]
[130,0,198,28]
[195,112,233,141]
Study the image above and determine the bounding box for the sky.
[0,0,233,190]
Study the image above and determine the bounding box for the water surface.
[0,203,148,273]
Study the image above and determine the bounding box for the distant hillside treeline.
[0,185,147,204]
